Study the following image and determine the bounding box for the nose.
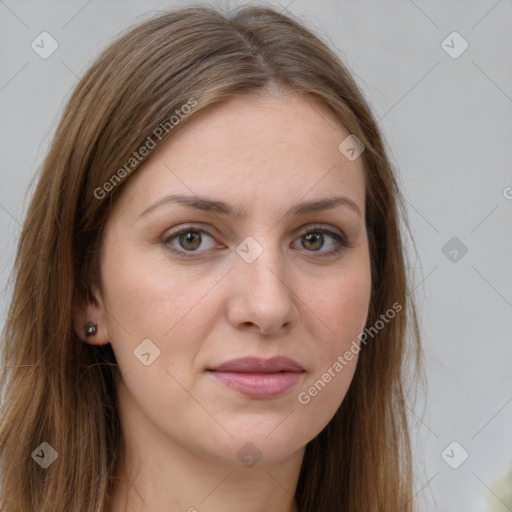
[226,242,299,336]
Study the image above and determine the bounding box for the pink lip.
[207,356,305,399]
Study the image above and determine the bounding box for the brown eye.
[293,226,349,257]
[163,227,218,257]
[301,233,324,251]
[178,231,202,250]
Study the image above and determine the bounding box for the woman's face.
[89,90,371,466]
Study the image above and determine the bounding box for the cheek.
[99,238,229,381]
[322,276,370,335]
[296,252,371,417]
[100,235,213,334]
[312,251,372,349]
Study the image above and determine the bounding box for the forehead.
[112,91,366,219]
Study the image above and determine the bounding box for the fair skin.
[75,89,371,512]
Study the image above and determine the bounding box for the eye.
[163,226,219,257]
[162,224,350,259]
[292,226,349,256]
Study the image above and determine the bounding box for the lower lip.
[207,371,303,399]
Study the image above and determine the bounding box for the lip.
[209,356,304,373]
[207,356,305,399]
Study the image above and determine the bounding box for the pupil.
[304,233,323,251]
[180,231,201,250]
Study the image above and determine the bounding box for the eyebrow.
[138,193,362,219]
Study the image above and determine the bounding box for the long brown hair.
[0,4,421,511]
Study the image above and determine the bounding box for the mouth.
[206,356,305,399]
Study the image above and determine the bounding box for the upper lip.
[208,356,304,373]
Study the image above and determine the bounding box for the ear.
[73,285,110,346]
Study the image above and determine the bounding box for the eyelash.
[161,224,351,259]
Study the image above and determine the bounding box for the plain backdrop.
[1,1,511,511]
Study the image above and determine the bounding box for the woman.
[0,4,421,511]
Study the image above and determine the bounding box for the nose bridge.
[237,236,289,299]
[229,234,297,333]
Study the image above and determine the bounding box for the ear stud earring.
[85,322,98,337]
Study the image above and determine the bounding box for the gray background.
[1,1,511,510]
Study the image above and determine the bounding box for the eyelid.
[162,222,218,240]
[294,223,346,241]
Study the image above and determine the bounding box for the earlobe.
[72,286,110,345]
